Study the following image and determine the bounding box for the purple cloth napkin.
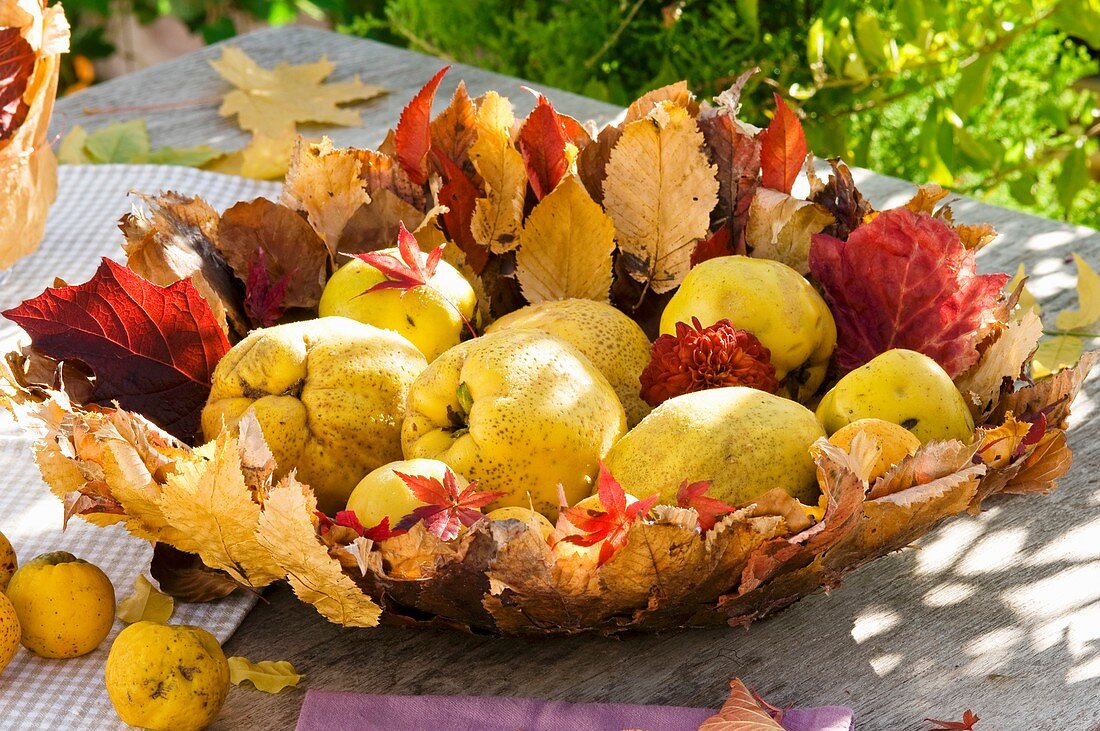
[296,690,855,731]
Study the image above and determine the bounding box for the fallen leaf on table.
[211,46,386,139]
[758,93,807,195]
[57,123,90,163]
[698,678,784,730]
[281,137,369,255]
[1005,264,1040,316]
[61,118,222,166]
[470,91,526,254]
[117,574,174,624]
[926,709,980,730]
[745,187,833,273]
[2,258,229,443]
[203,131,297,180]
[228,657,302,694]
[515,175,615,303]
[1054,253,1100,331]
[603,101,719,293]
[1033,335,1084,379]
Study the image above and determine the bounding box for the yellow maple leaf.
[254,477,381,628]
[210,46,386,139]
[470,91,526,254]
[1055,254,1100,331]
[280,137,369,255]
[744,188,834,274]
[515,176,616,303]
[117,575,174,625]
[227,657,302,694]
[603,101,719,293]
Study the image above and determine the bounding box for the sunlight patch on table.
[923,581,977,607]
[869,653,902,677]
[915,518,986,575]
[956,527,1027,576]
[1003,562,1100,619]
[851,606,900,644]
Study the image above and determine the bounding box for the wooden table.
[52,26,1100,731]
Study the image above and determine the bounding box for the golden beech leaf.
[698,678,784,730]
[157,419,284,587]
[744,187,834,274]
[623,80,699,123]
[1055,253,1100,331]
[210,47,386,139]
[955,311,1042,420]
[227,657,302,694]
[281,137,370,255]
[469,91,526,254]
[116,574,174,625]
[515,176,616,303]
[603,102,719,293]
[255,477,382,627]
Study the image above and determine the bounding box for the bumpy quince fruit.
[605,386,825,506]
[0,530,15,590]
[6,551,115,658]
[0,592,19,675]
[660,256,836,401]
[402,329,626,517]
[202,317,427,514]
[816,349,974,444]
[318,250,476,361]
[829,418,922,480]
[105,621,229,731]
[486,298,652,426]
[346,458,466,529]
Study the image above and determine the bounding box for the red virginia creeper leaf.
[435,151,489,272]
[926,710,979,730]
[393,469,503,541]
[758,93,807,195]
[518,94,571,200]
[809,208,1009,377]
[2,258,230,442]
[676,479,736,531]
[395,66,450,185]
[0,28,34,142]
[355,223,443,294]
[243,247,293,327]
[559,463,659,566]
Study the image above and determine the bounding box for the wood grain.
[54,26,1100,731]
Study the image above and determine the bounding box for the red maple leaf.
[395,65,450,186]
[243,247,293,327]
[434,150,489,273]
[0,28,34,142]
[355,223,444,294]
[809,208,1009,377]
[2,258,230,443]
[676,480,736,531]
[517,94,572,200]
[758,93,807,195]
[926,710,979,730]
[393,469,503,541]
[558,463,659,566]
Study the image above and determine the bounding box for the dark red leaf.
[150,542,242,603]
[676,479,736,531]
[355,223,442,294]
[435,151,489,273]
[361,516,403,542]
[758,94,807,194]
[243,247,293,327]
[808,159,873,240]
[690,226,741,267]
[3,259,230,442]
[393,469,503,541]
[809,208,1009,377]
[0,28,34,142]
[926,710,979,730]
[698,110,760,247]
[559,463,659,566]
[395,66,450,186]
[517,94,571,200]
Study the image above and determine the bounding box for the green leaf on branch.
[954,53,995,119]
[1057,145,1090,217]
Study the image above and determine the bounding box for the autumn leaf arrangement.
[0,66,1095,636]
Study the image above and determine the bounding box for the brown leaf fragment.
[1002,430,1072,495]
[869,440,981,500]
[745,188,833,274]
[698,678,785,730]
[429,81,477,171]
[280,137,369,256]
[150,542,243,603]
[338,188,427,256]
[623,80,699,123]
[954,311,1042,423]
[577,124,621,206]
[989,350,1099,428]
[807,158,873,241]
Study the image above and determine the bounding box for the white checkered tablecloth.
[0,165,281,730]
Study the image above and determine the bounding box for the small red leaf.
[0,28,34,142]
[676,480,736,531]
[926,710,979,730]
[3,259,230,442]
[393,469,503,541]
[243,247,293,327]
[435,151,489,273]
[809,208,1009,377]
[559,463,658,566]
[517,94,572,200]
[395,66,450,186]
[355,223,442,294]
[690,227,738,267]
[758,94,807,195]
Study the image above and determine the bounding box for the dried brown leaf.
[989,350,1099,428]
[955,311,1042,422]
[280,137,369,255]
[698,678,784,730]
[623,80,699,123]
[745,188,834,274]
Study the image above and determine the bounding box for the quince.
[0,530,15,590]
[816,349,974,444]
[318,250,476,361]
[660,256,836,401]
[5,551,115,658]
[486,299,652,426]
[105,621,229,731]
[0,593,18,675]
[829,418,922,480]
[604,386,825,506]
[402,329,626,517]
[346,458,466,529]
[202,317,427,514]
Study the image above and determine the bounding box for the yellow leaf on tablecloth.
[470,91,526,254]
[1033,335,1084,379]
[603,102,718,293]
[117,575,174,624]
[280,137,369,254]
[210,46,386,139]
[204,131,297,181]
[255,476,382,628]
[1055,253,1100,331]
[515,176,615,303]
[228,657,302,694]
[744,187,834,274]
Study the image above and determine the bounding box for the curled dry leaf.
[807,158,873,240]
[228,657,302,694]
[150,542,243,603]
[281,137,369,256]
[515,176,616,303]
[988,349,1100,429]
[954,311,1043,422]
[604,102,719,293]
[697,105,761,250]
[116,574,174,625]
[698,678,784,730]
[745,188,834,274]
[623,80,699,123]
[1001,430,1072,495]
[470,91,526,254]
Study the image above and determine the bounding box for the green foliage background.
[63,0,1100,228]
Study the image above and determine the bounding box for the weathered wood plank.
[53,26,1100,731]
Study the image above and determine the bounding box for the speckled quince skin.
[201,317,427,514]
[318,250,477,362]
[105,621,229,731]
[659,255,836,401]
[5,551,115,658]
[401,329,627,518]
[0,529,16,590]
[816,349,975,444]
[604,386,825,507]
[485,298,653,426]
[0,592,19,675]
[346,457,468,529]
